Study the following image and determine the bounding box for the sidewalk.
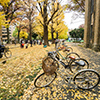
[23,43,100,100]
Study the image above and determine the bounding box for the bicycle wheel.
[65,52,80,64]
[73,69,100,90]
[4,50,12,58]
[70,58,89,73]
[34,72,57,88]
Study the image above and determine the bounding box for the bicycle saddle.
[75,61,85,66]
[69,56,75,59]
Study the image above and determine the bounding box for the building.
[84,0,100,51]
[1,25,15,43]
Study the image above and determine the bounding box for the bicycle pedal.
[65,65,69,68]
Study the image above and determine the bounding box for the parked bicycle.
[0,45,12,58]
[34,52,99,90]
[56,39,73,53]
[48,50,89,73]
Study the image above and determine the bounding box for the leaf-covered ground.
[0,43,100,100]
[23,43,100,100]
[0,44,55,100]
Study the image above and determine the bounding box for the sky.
[61,0,85,30]
[64,12,85,30]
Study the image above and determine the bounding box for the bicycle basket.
[42,56,58,75]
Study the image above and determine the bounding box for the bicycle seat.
[69,56,75,60]
[75,61,85,66]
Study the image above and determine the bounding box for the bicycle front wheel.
[4,50,12,58]
[73,69,100,90]
[34,72,57,88]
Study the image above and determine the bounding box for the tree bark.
[43,24,48,45]
[18,30,20,43]
[51,26,54,44]
[43,0,48,45]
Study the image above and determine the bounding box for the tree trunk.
[51,26,54,44]
[43,0,48,46]
[44,24,48,45]
[29,23,32,41]
[18,30,20,43]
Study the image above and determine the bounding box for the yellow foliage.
[34,13,44,36]
[19,30,28,39]
[0,12,9,28]
[0,0,10,6]
[0,0,10,28]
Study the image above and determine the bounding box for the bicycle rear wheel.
[70,58,89,73]
[34,72,57,88]
[4,50,12,58]
[73,69,100,90]
[65,52,80,64]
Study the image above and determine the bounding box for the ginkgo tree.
[21,0,37,44]
[35,0,66,45]
[0,0,10,28]
[0,0,22,43]
[49,2,68,43]
[19,30,28,39]
[11,18,29,43]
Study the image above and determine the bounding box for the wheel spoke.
[74,70,99,89]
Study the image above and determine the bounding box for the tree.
[11,18,29,43]
[35,0,66,45]
[65,0,85,22]
[12,27,18,38]
[19,30,28,39]
[66,0,85,13]
[49,3,68,43]
[0,0,22,43]
[0,0,10,28]
[21,0,37,43]
[69,28,84,39]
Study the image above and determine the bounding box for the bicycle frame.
[56,50,66,60]
[52,54,76,83]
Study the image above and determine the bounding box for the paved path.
[23,43,100,100]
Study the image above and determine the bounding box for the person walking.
[30,40,32,47]
[25,39,28,49]
[55,39,59,49]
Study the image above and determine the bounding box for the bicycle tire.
[4,50,12,58]
[34,72,57,88]
[65,52,80,64]
[73,69,100,90]
[69,58,89,73]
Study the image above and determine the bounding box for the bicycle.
[0,46,12,58]
[56,39,73,53]
[48,50,89,73]
[34,53,99,90]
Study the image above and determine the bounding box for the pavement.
[22,42,100,100]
